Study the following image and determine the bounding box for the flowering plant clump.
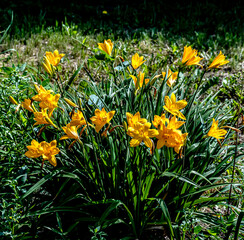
[9,43,243,240]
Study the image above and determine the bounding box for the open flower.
[32,85,53,102]
[25,140,60,167]
[21,99,34,112]
[33,109,49,126]
[45,50,65,67]
[130,72,150,90]
[182,46,203,67]
[90,108,115,133]
[42,56,55,76]
[162,69,178,87]
[39,93,60,113]
[70,110,87,127]
[208,51,229,69]
[156,116,187,153]
[152,113,169,129]
[206,118,227,140]
[60,123,80,140]
[127,122,159,149]
[40,140,60,166]
[98,39,113,56]
[126,112,148,128]
[131,53,146,69]
[25,140,43,159]
[163,93,187,120]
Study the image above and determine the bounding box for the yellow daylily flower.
[163,93,187,120]
[152,113,169,129]
[90,108,115,133]
[40,140,60,166]
[126,112,148,128]
[208,51,229,69]
[98,39,113,56]
[33,109,49,126]
[130,72,150,90]
[131,53,146,69]
[70,110,87,127]
[32,85,53,102]
[60,123,80,140]
[42,56,55,76]
[21,99,34,112]
[25,140,43,159]
[45,50,65,66]
[25,140,60,167]
[167,115,185,130]
[182,46,203,67]
[127,122,159,149]
[39,93,60,113]
[162,69,178,87]
[156,123,188,153]
[206,118,227,140]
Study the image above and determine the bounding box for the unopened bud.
[64,98,78,108]
[123,121,128,131]
[9,96,18,105]
[45,116,58,128]
[34,84,40,92]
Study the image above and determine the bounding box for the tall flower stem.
[227,111,240,214]
[186,68,207,113]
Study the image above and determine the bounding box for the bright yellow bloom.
[167,115,185,130]
[163,93,187,120]
[45,50,65,66]
[25,140,43,159]
[131,53,146,69]
[156,116,187,153]
[162,69,178,87]
[42,56,55,76]
[126,112,147,128]
[182,46,203,67]
[206,118,227,140]
[90,108,115,133]
[32,85,53,102]
[152,113,169,129]
[40,140,60,166]
[98,39,113,56]
[127,122,159,149]
[33,109,49,126]
[39,93,60,112]
[130,72,150,90]
[25,140,60,167]
[208,51,229,69]
[60,123,80,140]
[70,110,87,127]
[21,99,34,112]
